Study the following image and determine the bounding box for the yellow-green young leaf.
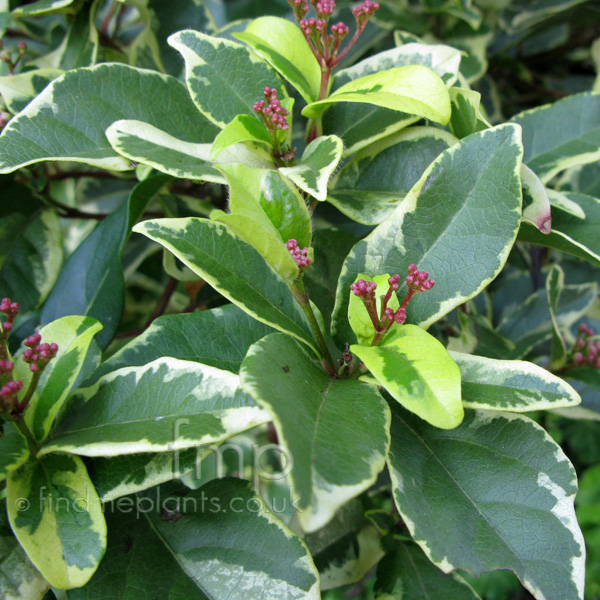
[168,30,286,127]
[352,325,463,429]
[240,333,391,532]
[521,163,552,234]
[348,274,400,345]
[234,17,321,103]
[0,499,50,600]
[7,454,106,589]
[133,218,317,351]
[0,426,29,483]
[13,316,103,443]
[279,135,343,201]
[449,351,580,412]
[106,120,225,183]
[0,69,63,114]
[39,358,269,457]
[302,65,451,123]
[211,114,272,159]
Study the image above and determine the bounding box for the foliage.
[0,0,600,599]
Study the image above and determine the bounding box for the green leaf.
[40,357,269,457]
[144,478,320,599]
[328,126,457,225]
[0,63,218,173]
[240,333,390,532]
[7,454,107,589]
[211,114,272,159]
[59,0,99,70]
[12,0,75,16]
[279,135,343,201]
[348,273,400,346]
[506,0,590,30]
[547,264,568,369]
[518,192,600,267]
[133,218,317,351]
[302,65,451,124]
[305,499,383,590]
[324,42,461,156]
[332,124,523,345]
[13,316,103,443]
[521,163,552,234]
[448,87,490,139]
[234,17,321,103]
[497,282,597,358]
[168,30,286,127]
[0,69,63,114]
[40,175,170,349]
[374,543,482,600]
[88,304,273,384]
[0,209,63,314]
[0,499,49,600]
[449,351,580,411]
[0,426,29,482]
[510,92,600,182]
[352,325,463,429]
[387,407,585,600]
[106,120,225,183]
[560,369,600,420]
[65,501,209,599]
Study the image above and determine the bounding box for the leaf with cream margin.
[143,478,320,599]
[302,65,451,124]
[387,406,585,600]
[448,87,490,139]
[11,0,74,16]
[7,454,106,590]
[234,17,321,103]
[132,218,317,351]
[39,357,269,457]
[12,316,103,443]
[168,30,286,127]
[510,92,600,183]
[332,124,523,346]
[106,120,225,183]
[0,69,63,114]
[547,264,568,369]
[0,63,218,173]
[352,325,464,430]
[328,126,457,225]
[449,351,580,411]
[279,135,343,201]
[240,333,390,532]
[520,163,552,234]
[0,498,50,600]
[518,192,600,267]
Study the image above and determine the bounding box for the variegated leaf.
[40,357,269,457]
[450,351,580,411]
[521,163,552,234]
[7,454,107,589]
[332,125,523,345]
[240,333,390,532]
[0,426,29,482]
[388,407,585,600]
[0,69,63,114]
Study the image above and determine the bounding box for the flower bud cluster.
[0,38,26,74]
[1,297,19,337]
[570,324,600,369]
[253,87,289,132]
[406,264,435,292]
[0,380,23,412]
[352,0,379,24]
[286,239,313,270]
[349,279,377,300]
[22,332,59,373]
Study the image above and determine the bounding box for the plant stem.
[292,280,337,376]
[15,370,42,416]
[12,419,39,455]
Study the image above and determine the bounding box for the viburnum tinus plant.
[1,0,600,599]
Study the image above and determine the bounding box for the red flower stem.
[400,289,416,311]
[332,26,363,67]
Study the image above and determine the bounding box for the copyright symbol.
[15,498,30,511]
